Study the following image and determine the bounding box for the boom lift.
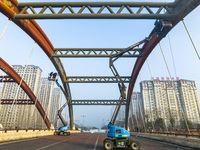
[104,39,147,150]
[48,72,70,136]
[104,19,172,150]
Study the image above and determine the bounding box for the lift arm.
[48,73,69,126]
[55,80,69,126]
[109,38,148,125]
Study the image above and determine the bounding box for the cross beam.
[71,100,127,105]
[15,2,176,19]
[0,76,15,82]
[65,76,131,83]
[53,48,143,58]
[1,99,34,105]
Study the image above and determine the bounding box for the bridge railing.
[131,128,200,138]
[0,128,54,133]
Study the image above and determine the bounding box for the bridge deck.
[0,133,192,150]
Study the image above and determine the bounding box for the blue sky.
[0,0,200,128]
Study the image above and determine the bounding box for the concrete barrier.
[0,130,81,142]
[131,132,200,149]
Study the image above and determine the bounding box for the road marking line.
[0,138,38,146]
[35,135,78,150]
[93,135,99,150]
[35,141,64,150]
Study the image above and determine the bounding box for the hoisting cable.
[0,19,11,41]
[139,74,155,131]
[159,42,191,134]
[9,42,36,129]
[182,20,200,60]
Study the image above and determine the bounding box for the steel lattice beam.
[71,100,127,105]
[65,76,131,83]
[1,99,34,105]
[53,48,143,58]
[15,2,176,19]
[0,76,15,82]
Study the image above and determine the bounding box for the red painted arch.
[0,57,51,129]
[0,0,73,129]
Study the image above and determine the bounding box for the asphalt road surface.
[0,133,196,150]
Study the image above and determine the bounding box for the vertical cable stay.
[146,60,153,79]
[0,19,11,41]
[133,81,147,132]
[168,34,177,78]
[146,59,168,130]
[182,20,200,60]
[31,59,50,117]
[159,42,191,134]
[8,42,36,129]
[139,74,155,131]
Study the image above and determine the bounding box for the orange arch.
[0,57,51,129]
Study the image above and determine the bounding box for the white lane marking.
[93,135,99,150]
[0,138,38,146]
[35,141,64,150]
[35,134,79,150]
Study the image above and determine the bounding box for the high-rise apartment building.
[36,78,54,129]
[140,78,200,127]
[0,65,42,128]
[50,88,62,128]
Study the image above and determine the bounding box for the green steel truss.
[65,76,131,83]
[15,1,176,19]
[71,100,127,105]
[53,48,143,57]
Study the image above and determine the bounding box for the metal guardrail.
[131,128,200,138]
[0,129,54,133]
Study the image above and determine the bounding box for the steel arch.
[0,57,51,129]
[125,0,200,129]
[0,0,74,129]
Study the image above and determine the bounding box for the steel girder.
[14,1,177,19]
[0,76,15,82]
[125,0,200,130]
[0,57,51,129]
[71,100,127,105]
[53,48,143,58]
[0,0,74,129]
[66,76,131,83]
[1,99,34,105]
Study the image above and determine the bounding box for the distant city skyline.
[0,65,62,129]
[129,78,200,130]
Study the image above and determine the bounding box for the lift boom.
[109,38,148,125]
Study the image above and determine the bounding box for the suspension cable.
[139,74,155,131]
[31,58,50,116]
[134,80,147,132]
[159,42,191,134]
[168,34,178,78]
[8,42,36,129]
[147,58,168,130]
[0,19,11,41]
[182,20,200,60]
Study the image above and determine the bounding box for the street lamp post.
[81,115,86,130]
